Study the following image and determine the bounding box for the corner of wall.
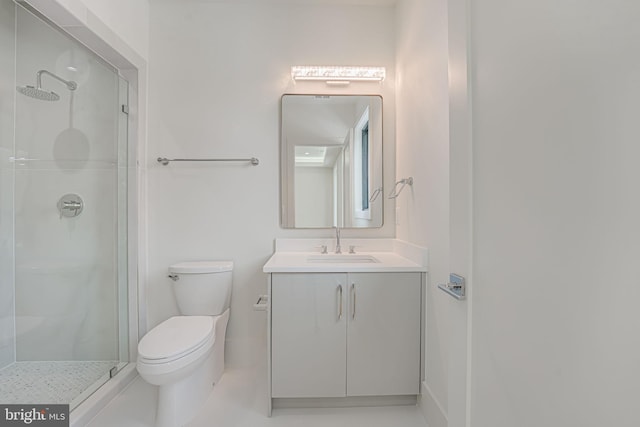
[419,380,447,427]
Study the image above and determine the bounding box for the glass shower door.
[0,3,130,409]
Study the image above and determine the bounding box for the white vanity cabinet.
[270,272,422,399]
[271,273,347,398]
[346,272,422,396]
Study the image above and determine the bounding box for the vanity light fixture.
[291,66,386,83]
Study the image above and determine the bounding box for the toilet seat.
[138,316,215,364]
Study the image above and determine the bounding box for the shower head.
[16,85,60,101]
[16,69,77,101]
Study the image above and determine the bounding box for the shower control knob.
[57,193,84,219]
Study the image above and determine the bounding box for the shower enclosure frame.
[7,1,147,424]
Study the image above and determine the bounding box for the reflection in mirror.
[281,95,383,228]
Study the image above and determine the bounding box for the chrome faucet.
[334,226,342,254]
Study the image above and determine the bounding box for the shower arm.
[36,69,77,91]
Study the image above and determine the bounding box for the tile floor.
[0,361,116,405]
[87,367,428,427]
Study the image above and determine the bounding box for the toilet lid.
[138,316,214,361]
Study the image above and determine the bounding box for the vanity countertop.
[263,239,428,273]
[263,251,427,273]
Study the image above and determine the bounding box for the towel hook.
[388,177,413,199]
[369,187,383,203]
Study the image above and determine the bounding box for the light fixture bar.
[291,66,386,82]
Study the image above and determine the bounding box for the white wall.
[395,0,450,425]
[295,167,333,228]
[79,0,149,60]
[148,0,396,367]
[49,0,149,61]
[469,1,640,426]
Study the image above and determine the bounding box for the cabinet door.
[271,273,347,398]
[346,272,421,396]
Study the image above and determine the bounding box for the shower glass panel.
[0,0,17,376]
[0,2,129,410]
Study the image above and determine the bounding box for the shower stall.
[0,0,133,410]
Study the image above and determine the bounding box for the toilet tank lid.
[169,261,233,274]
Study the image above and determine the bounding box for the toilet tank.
[168,261,233,315]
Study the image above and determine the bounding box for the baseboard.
[418,381,447,427]
[418,382,429,424]
[273,394,417,410]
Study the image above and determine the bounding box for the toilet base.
[153,309,230,427]
[155,360,213,427]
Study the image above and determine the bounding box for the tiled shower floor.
[0,361,116,404]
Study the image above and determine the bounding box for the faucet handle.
[316,245,328,254]
[348,245,357,254]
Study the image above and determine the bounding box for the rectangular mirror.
[281,94,383,228]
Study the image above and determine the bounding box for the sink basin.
[306,255,380,263]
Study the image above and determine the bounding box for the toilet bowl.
[137,261,233,427]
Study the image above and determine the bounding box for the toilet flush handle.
[168,274,179,281]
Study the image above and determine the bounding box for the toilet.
[137,261,233,427]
